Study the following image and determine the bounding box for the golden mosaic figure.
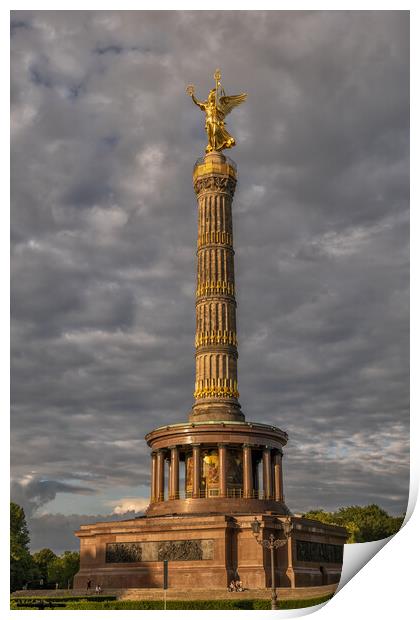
[187,69,247,153]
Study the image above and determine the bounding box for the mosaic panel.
[106,539,214,563]
[296,540,343,564]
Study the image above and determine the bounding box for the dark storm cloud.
[11,476,97,518]
[28,512,143,554]
[11,10,409,532]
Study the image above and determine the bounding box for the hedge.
[11,594,333,610]
[11,595,116,609]
[11,595,116,602]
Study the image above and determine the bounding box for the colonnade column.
[252,454,260,497]
[218,444,227,497]
[262,446,273,499]
[169,445,180,500]
[280,452,284,502]
[150,451,157,503]
[192,444,201,498]
[243,444,253,498]
[274,450,284,502]
[156,449,165,502]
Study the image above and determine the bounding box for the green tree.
[10,502,35,591]
[32,548,57,584]
[303,504,404,543]
[48,551,80,589]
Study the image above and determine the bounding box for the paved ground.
[13,583,337,601]
[117,583,337,601]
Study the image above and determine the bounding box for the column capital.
[217,442,228,449]
[168,445,179,451]
[243,443,254,449]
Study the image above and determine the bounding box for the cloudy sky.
[11,10,409,552]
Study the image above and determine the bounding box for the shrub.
[55,595,333,610]
[11,594,333,610]
[10,595,116,605]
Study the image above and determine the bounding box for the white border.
[4,4,417,619]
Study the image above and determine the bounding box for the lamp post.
[251,516,293,610]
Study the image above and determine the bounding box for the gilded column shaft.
[191,151,244,423]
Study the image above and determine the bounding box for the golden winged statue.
[186,69,247,153]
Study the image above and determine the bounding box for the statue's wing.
[218,93,247,116]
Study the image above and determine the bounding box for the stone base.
[145,496,291,517]
[189,401,244,423]
[287,566,342,587]
[73,513,347,590]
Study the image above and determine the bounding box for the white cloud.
[111,497,149,515]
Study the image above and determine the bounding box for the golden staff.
[214,68,221,107]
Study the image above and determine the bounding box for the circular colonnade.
[145,420,290,516]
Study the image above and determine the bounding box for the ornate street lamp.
[251,516,293,610]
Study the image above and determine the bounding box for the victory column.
[74,71,346,594]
